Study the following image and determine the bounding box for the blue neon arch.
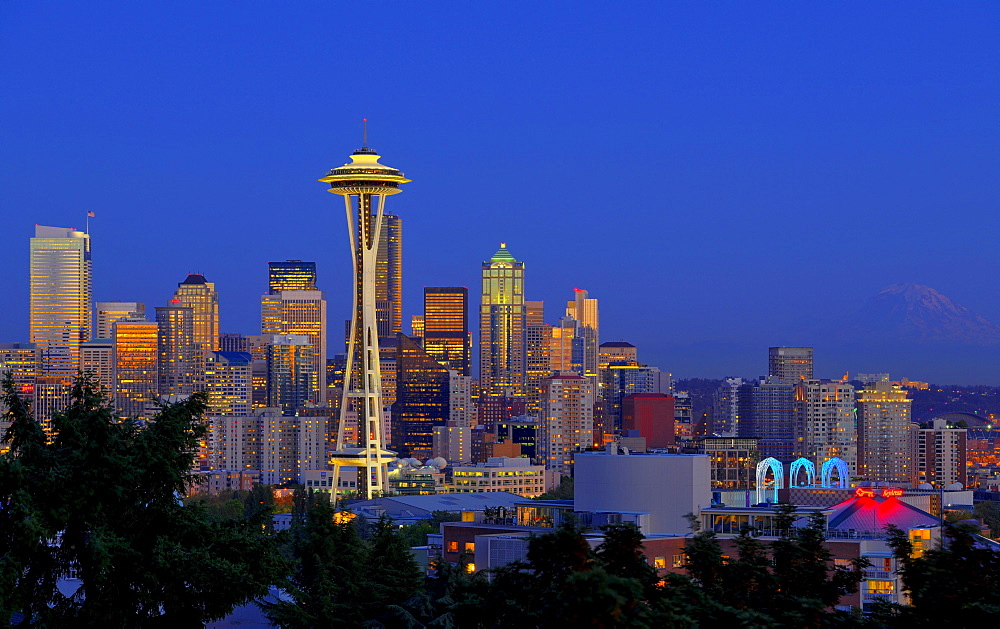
[789,457,816,488]
[756,457,784,504]
[821,457,849,488]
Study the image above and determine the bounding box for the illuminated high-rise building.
[113,317,159,420]
[479,243,525,394]
[768,347,814,383]
[524,301,551,414]
[410,315,424,338]
[29,225,92,373]
[96,302,145,340]
[80,339,114,394]
[423,287,471,376]
[205,351,252,417]
[565,288,599,377]
[0,342,40,398]
[550,316,578,373]
[268,260,317,293]
[261,290,327,404]
[857,382,912,484]
[267,335,315,416]
[539,371,594,476]
[793,379,857,475]
[172,274,219,355]
[320,138,409,498]
[155,305,197,397]
[376,214,402,337]
[391,334,450,458]
[0,343,40,448]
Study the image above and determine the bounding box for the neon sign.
[855,487,903,498]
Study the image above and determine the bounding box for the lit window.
[653,556,666,569]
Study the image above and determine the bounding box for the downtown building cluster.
[0,223,974,501]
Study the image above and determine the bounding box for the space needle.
[320,123,410,499]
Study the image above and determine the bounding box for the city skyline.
[3,4,1000,383]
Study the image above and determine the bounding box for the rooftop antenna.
[363,118,368,148]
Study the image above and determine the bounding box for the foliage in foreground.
[0,375,285,626]
[261,491,423,627]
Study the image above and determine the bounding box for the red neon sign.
[855,487,903,499]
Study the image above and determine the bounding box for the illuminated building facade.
[391,334,450,458]
[565,288,599,377]
[267,334,315,416]
[768,346,814,383]
[479,243,525,394]
[155,305,197,396]
[32,375,74,438]
[376,214,402,337]
[321,140,409,498]
[737,378,796,462]
[268,260,317,293]
[410,315,424,337]
[539,371,595,475]
[524,300,551,414]
[550,317,578,373]
[857,382,912,484]
[80,340,113,394]
[912,419,967,487]
[30,225,92,373]
[205,351,252,416]
[712,377,746,437]
[96,302,144,340]
[0,343,40,451]
[423,287,471,376]
[172,274,219,355]
[450,457,547,497]
[0,342,40,398]
[261,290,327,404]
[113,317,159,420]
[694,437,760,489]
[794,380,857,476]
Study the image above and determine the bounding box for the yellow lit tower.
[319,130,410,499]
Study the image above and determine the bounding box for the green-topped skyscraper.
[479,243,525,395]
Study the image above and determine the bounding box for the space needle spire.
[320,126,410,499]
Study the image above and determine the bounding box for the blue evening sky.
[2,3,999,383]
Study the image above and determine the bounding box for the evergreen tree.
[885,521,1000,626]
[263,492,368,627]
[0,375,284,625]
[366,515,424,619]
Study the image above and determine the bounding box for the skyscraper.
[857,382,913,484]
[539,371,594,476]
[268,260,317,293]
[524,300,552,415]
[113,317,159,420]
[391,334,450,458]
[479,243,525,394]
[96,302,145,340]
[267,334,315,416]
[423,287,471,376]
[261,290,327,404]
[793,379,857,475]
[30,225,92,373]
[738,377,796,462]
[565,288,599,377]
[155,305,197,397]
[376,214,402,337]
[321,139,409,499]
[172,274,219,355]
[768,347,814,383]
